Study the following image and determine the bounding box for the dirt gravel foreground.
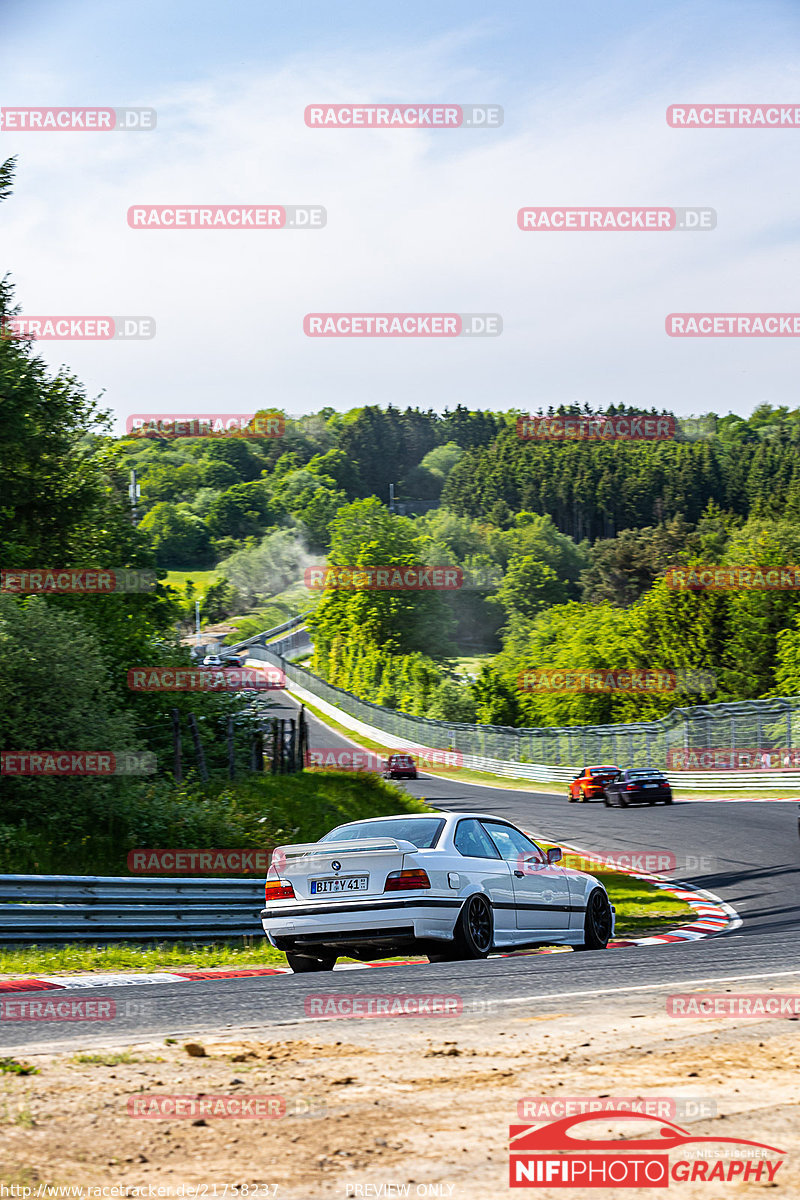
[1,986,798,1199]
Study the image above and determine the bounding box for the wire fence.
[259,648,800,773]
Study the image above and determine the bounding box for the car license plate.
[644,783,659,788]
[310,875,369,895]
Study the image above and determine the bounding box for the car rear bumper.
[261,896,461,947]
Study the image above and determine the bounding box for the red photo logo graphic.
[509,1112,784,1187]
[666,747,800,770]
[666,565,800,590]
[127,205,325,229]
[2,751,155,776]
[127,849,273,874]
[304,104,503,128]
[126,413,285,439]
[1,998,116,1021]
[517,669,715,694]
[306,747,462,771]
[303,313,501,337]
[127,666,286,692]
[517,414,676,441]
[0,107,156,131]
[304,994,462,1018]
[667,104,800,127]
[305,565,463,590]
[128,1095,286,1119]
[667,313,800,336]
[0,569,155,594]
[668,992,800,1018]
[518,207,715,232]
[1,315,155,340]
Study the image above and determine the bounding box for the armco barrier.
[261,648,800,790]
[0,876,264,944]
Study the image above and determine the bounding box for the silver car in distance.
[261,812,615,972]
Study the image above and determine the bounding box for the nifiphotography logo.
[508,1111,785,1187]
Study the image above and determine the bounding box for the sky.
[1,0,799,431]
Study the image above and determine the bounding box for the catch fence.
[259,649,800,786]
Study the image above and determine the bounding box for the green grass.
[450,654,493,677]
[0,1058,39,1076]
[0,940,288,976]
[162,568,221,592]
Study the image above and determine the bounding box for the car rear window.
[319,817,445,849]
[628,770,664,779]
[590,765,618,774]
[391,756,413,765]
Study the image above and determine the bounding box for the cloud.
[2,20,799,426]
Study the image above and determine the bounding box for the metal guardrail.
[0,876,265,944]
[226,611,312,656]
[265,648,800,789]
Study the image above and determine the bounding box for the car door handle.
[513,870,525,878]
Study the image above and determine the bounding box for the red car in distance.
[568,764,621,802]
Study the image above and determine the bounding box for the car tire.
[579,789,588,803]
[616,792,628,807]
[574,888,613,951]
[431,893,494,961]
[568,789,577,802]
[285,952,336,973]
[663,794,673,804]
[602,790,612,807]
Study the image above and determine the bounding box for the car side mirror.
[547,847,562,864]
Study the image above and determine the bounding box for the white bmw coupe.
[261,811,615,972]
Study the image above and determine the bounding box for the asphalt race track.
[3,694,799,1054]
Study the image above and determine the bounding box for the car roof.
[330,811,520,827]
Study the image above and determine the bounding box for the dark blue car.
[602,768,673,807]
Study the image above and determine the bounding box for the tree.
[206,482,273,539]
[139,503,213,565]
[492,556,566,622]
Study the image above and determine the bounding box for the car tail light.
[264,879,295,902]
[625,784,640,791]
[384,869,431,892]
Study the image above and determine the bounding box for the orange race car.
[568,764,621,802]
